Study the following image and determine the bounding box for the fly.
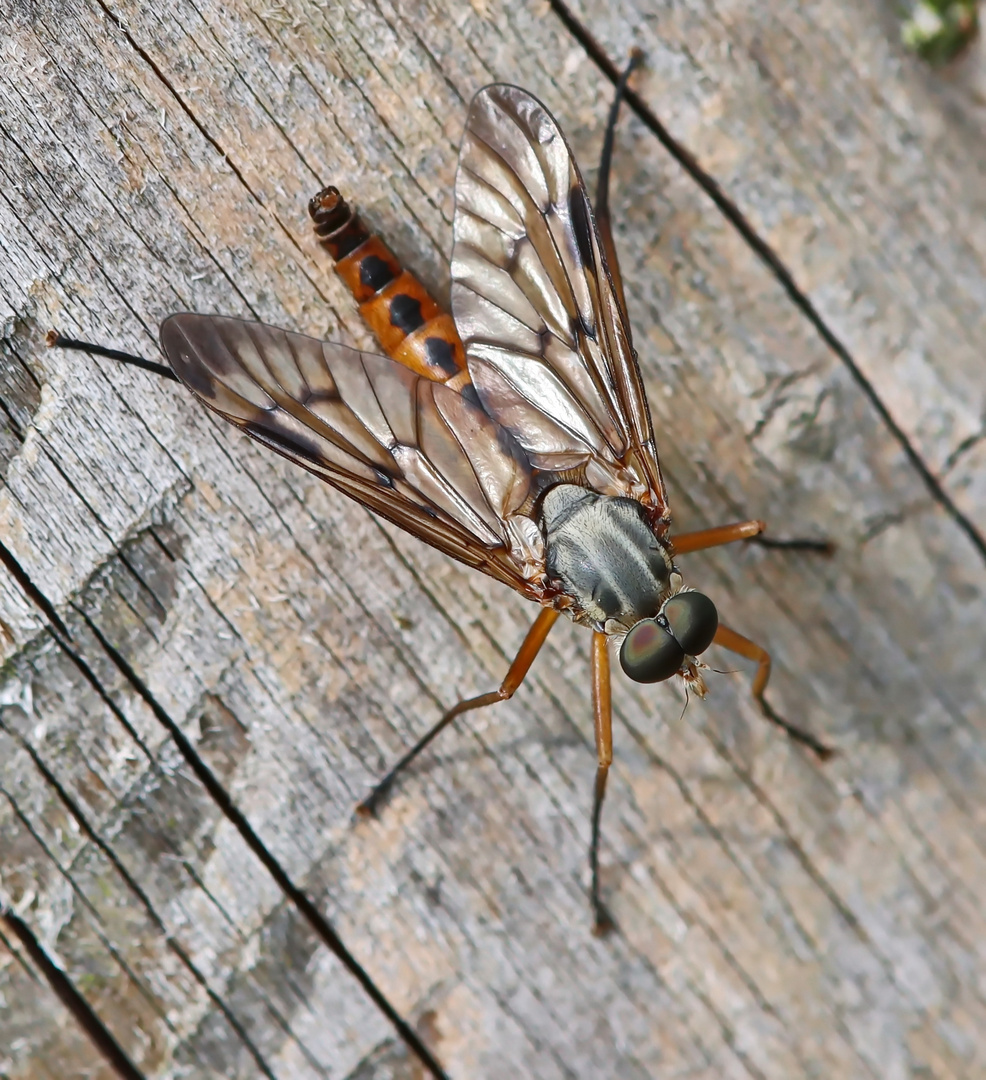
[50,55,833,935]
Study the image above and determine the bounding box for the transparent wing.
[451,84,668,525]
[160,313,544,594]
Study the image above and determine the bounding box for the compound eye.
[663,592,719,656]
[620,619,686,683]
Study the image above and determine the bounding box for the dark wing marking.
[451,84,668,525]
[161,313,544,594]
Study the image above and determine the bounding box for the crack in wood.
[0,536,447,1078]
[4,4,985,1075]
[73,607,450,1079]
[0,908,148,1080]
[547,0,986,565]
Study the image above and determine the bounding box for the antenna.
[46,331,178,382]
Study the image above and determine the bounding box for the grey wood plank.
[1,1,984,1077]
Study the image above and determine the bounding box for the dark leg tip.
[356,785,388,818]
[794,729,837,762]
[356,775,396,819]
[760,697,836,761]
[592,905,615,937]
[750,535,836,557]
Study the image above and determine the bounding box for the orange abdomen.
[309,187,468,386]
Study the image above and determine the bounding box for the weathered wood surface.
[1,1,985,1076]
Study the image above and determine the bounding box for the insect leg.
[748,535,835,555]
[712,624,833,759]
[356,607,560,817]
[673,520,833,556]
[595,49,643,323]
[589,631,615,936]
[672,519,767,554]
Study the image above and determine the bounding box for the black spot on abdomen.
[389,295,424,333]
[359,255,397,292]
[424,337,459,376]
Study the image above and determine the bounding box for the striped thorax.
[539,484,719,687]
[539,484,677,633]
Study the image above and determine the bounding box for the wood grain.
[1,1,984,1077]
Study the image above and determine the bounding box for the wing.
[451,84,669,528]
[160,313,545,595]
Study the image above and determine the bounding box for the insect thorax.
[539,485,675,632]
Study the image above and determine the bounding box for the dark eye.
[663,592,718,656]
[619,619,685,683]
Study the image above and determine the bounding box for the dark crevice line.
[93,0,304,256]
[0,393,26,444]
[147,526,179,562]
[0,537,446,1076]
[0,783,208,1069]
[182,0,324,185]
[0,919,42,983]
[71,608,449,1080]
[30,14,338,388]
[51,628,157,759]
[321,35,450,252]
[0,909,147,1080]
[3,728,280,1079]
[17,624,327,1071]
[0,536,72,640]
[547,0,986,565]
[0,116,161,351]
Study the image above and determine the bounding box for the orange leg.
[357,607,560,816]
[589,632,615,936]
[674,519,833,557]
[672,519,766,554]
[713,624,833,759]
